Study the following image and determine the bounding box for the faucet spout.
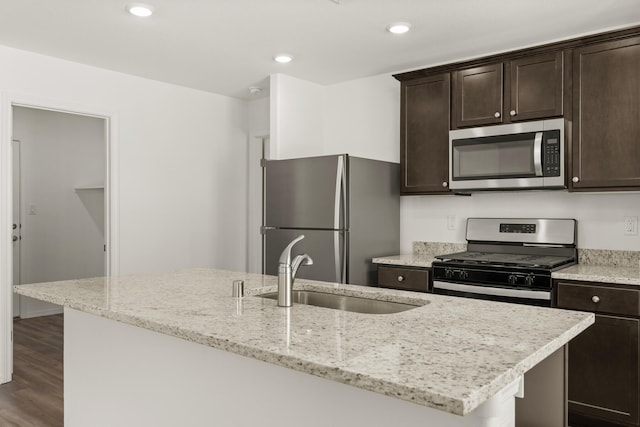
[277,235,313,307]
[291,254,313,280]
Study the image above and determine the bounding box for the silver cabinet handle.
[572,177,580,183]
[494,112,501,118]
[592,295,600,303]
[397,275,405,282]
[510,110,516,116]
[442,181,448,187]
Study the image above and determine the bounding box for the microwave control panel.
[543,130,561,176]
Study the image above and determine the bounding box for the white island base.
[65,308,564,427]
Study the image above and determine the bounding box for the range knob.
[445,268,454,279]
[508,275,518,285]
[524,274,535,286]
[459,270,469,280]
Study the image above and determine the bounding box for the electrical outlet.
[624,216,638,235]
[447,215,456,230]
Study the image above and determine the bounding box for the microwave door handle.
[533,132,543,176]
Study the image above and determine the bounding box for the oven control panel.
[500,223,536,234]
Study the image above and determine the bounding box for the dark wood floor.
[0,314,63,427]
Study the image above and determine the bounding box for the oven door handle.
[533,132,543,176]
[433,281,551,301]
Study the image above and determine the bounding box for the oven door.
[433,280,552,307]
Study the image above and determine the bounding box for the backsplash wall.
[401,190,640,254]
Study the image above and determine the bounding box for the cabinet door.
[453,63,503,128]
[509,51,564,121]
[571,36,640,190]
[567,314,640,426]
[400,73,451,194]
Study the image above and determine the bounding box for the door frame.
[0,92,120,383]
[247,133,269,274]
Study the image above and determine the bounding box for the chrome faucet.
[278,235,313,307]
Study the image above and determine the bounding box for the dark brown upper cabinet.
[394,25,640,195]
[453,52,564,129]
[400,73,451,194]
[453,63,503,128]
[571,36,640,191]
[509,51,564,122]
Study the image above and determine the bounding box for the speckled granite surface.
[14,268,593,416]
[577,249,640,268]
[553,264,640,285]
[413,241,467,258]
[552,249,640,285]
[372,254,437,267]
[373,242,467,268]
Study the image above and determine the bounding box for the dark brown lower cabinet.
[377,265,429,293]
[568,314,640,426]
[557,280,640,427]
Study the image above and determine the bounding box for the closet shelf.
[74,185,104,192]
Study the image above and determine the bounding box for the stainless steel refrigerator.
[263,154,399,286]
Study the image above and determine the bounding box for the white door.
[11,140,21,318]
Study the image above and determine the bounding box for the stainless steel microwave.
[449,118,565,191]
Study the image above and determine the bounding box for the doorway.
[1,96,119,384]
[12,106,107,318]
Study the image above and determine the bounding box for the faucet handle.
[279,235,305,265]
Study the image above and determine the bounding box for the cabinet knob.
[494,112,501,118]
[510,110,516,117]
[592,295,600,303]
[572,177,580,183]
[397,275,405,282]
[442,181,448,187]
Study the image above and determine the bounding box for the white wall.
[13,107,105,317]
[0,44,249,276]
[271,71,640,253]
[270,74,325,159]
[401,191,640,254]
[323,74,400,163]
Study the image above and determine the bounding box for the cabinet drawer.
[377,266,429,293]
[557,282,640,316]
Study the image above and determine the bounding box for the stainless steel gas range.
[432,218,577,307]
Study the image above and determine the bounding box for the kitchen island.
[14,268,593,427]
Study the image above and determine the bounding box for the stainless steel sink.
[257,290,421,314]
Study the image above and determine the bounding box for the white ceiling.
[1,0,639,99]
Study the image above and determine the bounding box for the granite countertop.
[552,264,640,286]
[372,253,437,268]
[14,268,593,416]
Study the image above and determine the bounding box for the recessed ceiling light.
[273,54,294,64]
[386,22,411,34]
[127,3,155,17]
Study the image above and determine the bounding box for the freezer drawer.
[264,229,346,284]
